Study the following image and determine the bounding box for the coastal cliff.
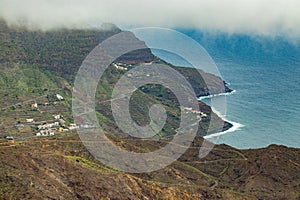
[0,19,232,138]
[0,20,299,200]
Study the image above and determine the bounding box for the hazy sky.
[1,0,300,39]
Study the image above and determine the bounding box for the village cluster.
[33,114,79,137]
[23,94,94,138]
[32,115,94,137]
[4,74,209,140]
[113,62,156,78]
[182,106,208,120]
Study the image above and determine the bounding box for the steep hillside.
[0,20,231,139]
[0,134,299,199]
[1,20,297,200]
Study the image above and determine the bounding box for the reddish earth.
[0,134,299,200]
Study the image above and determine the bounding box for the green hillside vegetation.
[0,20,230,139]
[0,20,299,200]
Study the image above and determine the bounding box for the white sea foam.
[198,90,244,140]
[198,90,236,101]
[204,117,244,139]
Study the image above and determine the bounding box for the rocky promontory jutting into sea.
[0,19,299,200]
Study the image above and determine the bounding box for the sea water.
[136,29,300,149]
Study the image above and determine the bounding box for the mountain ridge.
[0,20,299,200]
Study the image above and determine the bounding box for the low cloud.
[1,0,300,39]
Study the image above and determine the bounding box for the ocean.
[134,28,300,149]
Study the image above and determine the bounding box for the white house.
[200,112,208,118]
[26,119,34,123]
[80,124,95,129]
[56,94,64,101]
[36,129,55,137]
[113,63,128,71]
[184,107,193,111]
[68,123,79,130]
[38,122,59,130]
[53,115,63,120]
[31,103,38,109]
